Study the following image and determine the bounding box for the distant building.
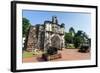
[25,16,65,51]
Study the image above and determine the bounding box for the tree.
[73,36,84,48]
[61,23,65,28]
[64,32,73,44]
[73,30,87,48]
[82,32,88,40]
[68,27,75,43]
[64,27,75,48]
[75,30,83,37]
[69,27,75,37]
[23,18,31,37]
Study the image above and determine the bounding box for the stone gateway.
[25,16,65,52]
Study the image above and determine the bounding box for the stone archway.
[51,35,60,49]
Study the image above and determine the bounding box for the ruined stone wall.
[25,16,65,52]
[26,26,38,52]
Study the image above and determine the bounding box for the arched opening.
[51,35,60,49]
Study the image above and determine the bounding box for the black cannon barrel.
[47,46,58,55]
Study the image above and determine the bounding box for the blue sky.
[22,10,91,37]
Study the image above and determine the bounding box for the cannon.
[47,46,58,55]
[41,46,61,61]
[78,44,90,53]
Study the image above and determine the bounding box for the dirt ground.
[22,49,91,63]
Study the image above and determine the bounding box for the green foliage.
[73,30,88,48]
[69,27,75,37]
[73,36,84,48]
[76,30,83,36]
[64,27,90,49]
[23,18,31,37]
[61,23,65,28]
[69,27,75,34]
[64,32,73,44]
[64,27,75,44]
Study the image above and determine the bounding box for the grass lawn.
[23,51,34,58]
[23,51,43,58]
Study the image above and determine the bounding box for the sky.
[22,10,91,37]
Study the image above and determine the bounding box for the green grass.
[23,51,34,58]
[23,51,43,58]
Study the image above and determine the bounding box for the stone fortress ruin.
[24,16,65,52]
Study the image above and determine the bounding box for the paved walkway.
[22,49,90,63]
